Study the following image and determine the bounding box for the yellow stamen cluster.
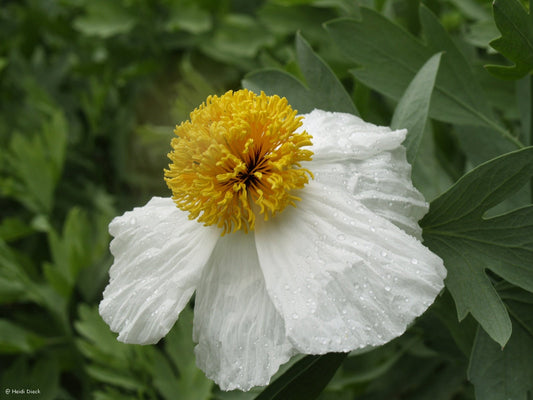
[165,89,313,234]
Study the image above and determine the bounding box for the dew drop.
[292,313,299,319]
[385,286,391,292]
[411,258,419,265]
[337,234,346,241]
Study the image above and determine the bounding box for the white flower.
[99,90,446,391]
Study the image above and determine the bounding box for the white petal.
[255,181,446,354]
[301,109,427,239]
[301,109,405,162]
[193,231,295,391]
[99,197,219,344]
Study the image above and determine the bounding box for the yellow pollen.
[164,89,313,234]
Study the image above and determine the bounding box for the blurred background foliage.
[0,0,531,399]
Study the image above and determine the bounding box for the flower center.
[165,89,313,234]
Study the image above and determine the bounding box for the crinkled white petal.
[301,109,404,162]
[99,197,219,345]
[193,231,295,391]
[300,109,427,239]
[255,180,446,354]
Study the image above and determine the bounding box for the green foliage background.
[0,0,532,399]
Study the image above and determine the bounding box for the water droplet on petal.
[337,234,346,241]
[411,258,419,265]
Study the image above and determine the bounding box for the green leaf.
[75,305,133,365]
[421,147,533,346]
[325,6,522,147]
[468,302,533,400]
[258,3,335,35]
[46,208,90,296]
[0,240,57,308]
[159,307,213,400]
[486,0,533,79]
[0,217,34,242]
[165,3,211,34]
[0,319,47,354]
[94,388,138,400]
[429,291,477,358]
[254,353,347,400]
[86,365,149,392]
[411,124,454,202]
[243,32,358,115]
[200,14,275,63]
[0,357,60,400]
[45,204,112,299]
[73,0,136,38]
[391,52,442,164]
[5,109,67,214]
[326,337,419,391]
[448,0,491,21]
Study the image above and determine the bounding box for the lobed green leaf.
[486,0,533,79]
[325,5,522,148]
[421,146,533,346]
